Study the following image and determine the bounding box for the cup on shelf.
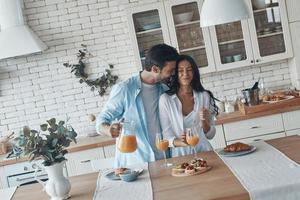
[224,56,233,63]
[233,54,242,62]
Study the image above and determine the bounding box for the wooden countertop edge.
[67,139,115,153]
[216,104,300,125]
[0,137,115,167]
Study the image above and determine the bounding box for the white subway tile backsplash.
[0,0,293,137]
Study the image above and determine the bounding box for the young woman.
[159,55,218,157]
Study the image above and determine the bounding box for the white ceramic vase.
[36,161,71,200]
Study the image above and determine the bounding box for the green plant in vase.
[15,118,78,200]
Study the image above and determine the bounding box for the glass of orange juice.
[186,127,200,158]
[156,133,172,168]
[118,121,137,153]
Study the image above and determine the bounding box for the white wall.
[0,0,292,136]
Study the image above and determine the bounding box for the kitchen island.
[12,135,300,200]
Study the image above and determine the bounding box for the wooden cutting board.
[238,97,300,115]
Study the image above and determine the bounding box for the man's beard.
[161,75,175,88]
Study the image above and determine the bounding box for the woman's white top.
[159,90,216,158]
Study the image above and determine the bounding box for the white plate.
[263,95,295,104]
[104,168,144,181]
[218,145,256,157]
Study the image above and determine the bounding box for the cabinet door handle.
[16,175,45,182]
[253,139,262,141]
[250,126,260,129]
[80,160,91,163]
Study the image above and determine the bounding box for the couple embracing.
[96,44,218,167]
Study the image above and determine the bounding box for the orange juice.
[118,135,137,153]
[187,136,199,146]
[156,140,169,151]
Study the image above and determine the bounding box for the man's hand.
[109,123,122,138]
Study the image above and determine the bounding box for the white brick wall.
[0,0,293,137]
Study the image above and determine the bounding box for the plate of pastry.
[171,158,212,177]
[105,168,143,180]
[262,95,294,104]
[218,142,256,157]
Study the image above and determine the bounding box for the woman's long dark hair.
[167,55,219,115]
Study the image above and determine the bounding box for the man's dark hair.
[144,44,179,71]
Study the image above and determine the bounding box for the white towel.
[0,186,17,200]
[217,141,300,200]
[93,163,153,200]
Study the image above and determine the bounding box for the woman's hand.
[199,108,211,133]
[173,132,189,147]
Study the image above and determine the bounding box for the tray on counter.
[238,97,300,115]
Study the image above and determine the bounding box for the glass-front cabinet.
[247,0,292,64]
[209,20,254,70]
[127,0,292,73]
[127,3,171,69]
[164,0,215,73]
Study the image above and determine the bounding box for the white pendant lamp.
[200,0,250,27]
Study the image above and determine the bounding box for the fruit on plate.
[114,168,129,176]
[224,142,251,152]
[190,158,208,170]
[172,159,210,176]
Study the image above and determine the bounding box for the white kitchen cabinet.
[286,129,300,136]
[223,114,284,141]
[227,131,286,145]
[246,0,293,65]
[65,147,105,177]
[209,125,226,149]
[0,167,6,189]
[127,0,215,73]
[103,145,115,158]
[164,0,216,73]
[210,0,292,70]
[127,0,293,73]
[209,15,254,70]
[282,110,300,131]
[285,0,300,22]
[127,2,171,70]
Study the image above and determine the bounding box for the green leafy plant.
[15,118,78,166]
[63,44,118,96]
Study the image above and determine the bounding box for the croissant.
[224,142,251,152]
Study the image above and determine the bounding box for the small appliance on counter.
[242,79,260,106]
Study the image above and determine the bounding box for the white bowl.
[252,0,270,9]
[174,11,194,24]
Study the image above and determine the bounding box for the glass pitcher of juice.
[118,121,137,153]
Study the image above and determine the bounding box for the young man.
[96,44,179,167]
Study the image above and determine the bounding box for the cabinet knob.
[256,59,260,63]
[81,160,91,163]
[251,60,254,63]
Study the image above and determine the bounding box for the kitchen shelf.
[175,20,200,28]
[136,27,162,35]
[218,38,244,46]
[253,4,279,13]
[180,45,205,53]
[257,31,283,38]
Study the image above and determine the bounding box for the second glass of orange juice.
[156,133,172,168]
[186,127,200,158]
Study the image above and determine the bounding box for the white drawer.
[282,110,300,131]
[65,147,105,177]
[224,114,284,141]
[227,132,286,145]
[209,125,226,149]
[286,129,300,136]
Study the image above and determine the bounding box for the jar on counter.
[225,101,235,113]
